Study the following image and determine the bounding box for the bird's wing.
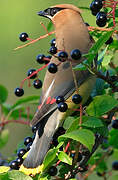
[31,57,91,126]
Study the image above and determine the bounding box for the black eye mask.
[44,7,65,17]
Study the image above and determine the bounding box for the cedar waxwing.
[22,4,96,170]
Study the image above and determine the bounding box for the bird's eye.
[50,8,59,16]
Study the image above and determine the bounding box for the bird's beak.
[37,11,47,17]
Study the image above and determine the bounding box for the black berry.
[9,160,19,170]
[56,96,64,104]
[33,79,42,89]
[17,148,27,158]
[26,142,33,151]
[32,125,38,133]
[49,46,57,55]
[57,102,68,112]
[96,12,107,27]
[24,136,33,146]
[19,32,28,42]
[36,54,45,64]
[44,55,52,64]
[112,120,118,129]
[48,166,57,176]
[57,51,68,62]
[112,161,118,170]
[71,49,82,60]
[50,38,56,46]
[90,0,103,12]
[105,37,113,45]
[72,94,82,104]
[27,69,37,79]
[16,157,24,166]
[14,87,24,97]
[48,63,58,73]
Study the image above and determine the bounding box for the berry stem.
[0,119,30,127]
[40,22,49,34]
[14,31,55,50]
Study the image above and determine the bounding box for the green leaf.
[56,142,64,149]
[63,116,77,130]
[0,129,9,149]
[8,170,33,180]
[0,173,9,180]
[58,151,72,165]
[85,31,113,63]
[86,95,118,117]
[82,116,104,128]
[43,148,57,169]
[12,96,39,109]
[58,129,95,151]
[73,60,88,71]
[102,54,113,68]
[0,166,10,173]
[0,85,8,104]
[66,118,79,133]
[109,129,118,149]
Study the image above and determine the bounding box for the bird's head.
[37,4,82,20]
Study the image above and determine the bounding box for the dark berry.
[14,87,24,97]
[112,120,118,129]
[33,79,42,89]
[26,142,33,151]
[57,102,68,112]
[19,32,28,42]
[27,69,37,79]
[48,166,57,176]
[91,10,99,16]
[9,160,19,170]
[32,125,38,133]
[77,153,83,162]
[56,96,64,104]
[16,157,24,166]
[90,0,103,12]
[24,136,33,146]
[71,49,82,60]
[50,38,56,46]
[48,63,58,73]
[36,54,45,64]
[49,46,57,55]
[72,94,82,104]
[105,37,113,45]
[57,51,68,62]
[96,12,107,27]
[44,55,52,64]
[17,148,27,158]
[112,161,118,170]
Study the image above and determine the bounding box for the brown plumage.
[23,4,96,169]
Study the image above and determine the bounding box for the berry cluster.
[9,136,33,170]
[14,33,83,113]
[90,0,107,27]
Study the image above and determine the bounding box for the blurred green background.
[0,0,95,157]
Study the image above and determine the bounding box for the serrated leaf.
[43,148,57,169]
[58,151,72,165]
[0,166,10,173]
[0,129,9,149]
[12,96,39,109]
[102,55,113,68]
[84,31,113,63]
[0,85,8,104]
[82,116,104,128]
[63,116,77,130]
[58,129,95,151]
[86,95,118,117]
[8,170,33,180]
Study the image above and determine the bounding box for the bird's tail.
[23,109,59,168]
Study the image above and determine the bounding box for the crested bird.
[23,4,97,169]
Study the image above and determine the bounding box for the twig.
[0,119,30,126]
